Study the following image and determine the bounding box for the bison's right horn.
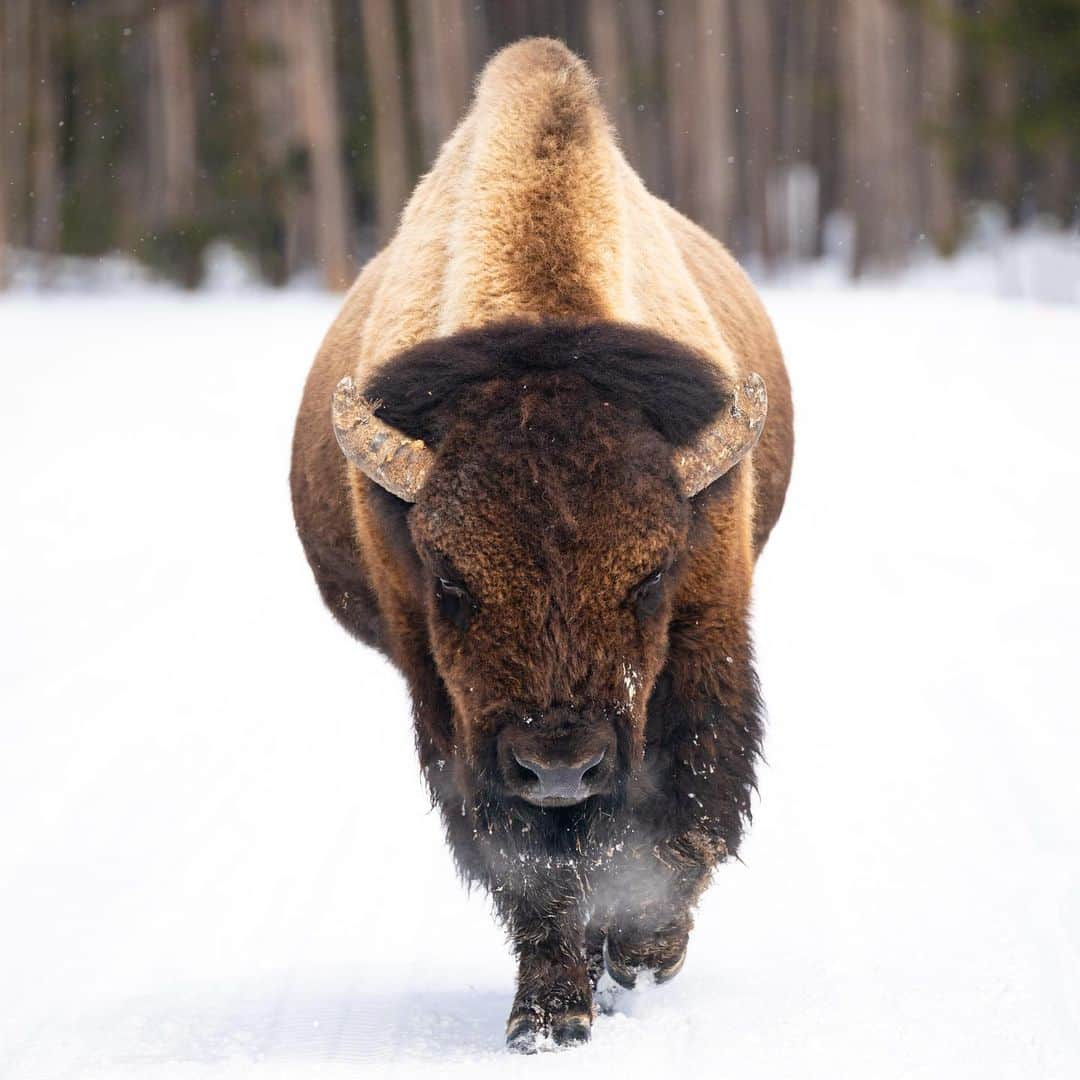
[331,376,434,502]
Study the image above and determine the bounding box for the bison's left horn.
[332,376,434,502]
[673,372,768,497]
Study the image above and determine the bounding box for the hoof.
[552,1013,591,1047]
[655,943,686,984]
[604,936,687,989]
[603,937,638,989]
[505,1011,592,1052]
[506,1017,540,1054]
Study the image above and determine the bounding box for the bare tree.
[285,0,354,288]
[361,0,412,247]
[772,0,825,260]
[696,0,737,244]
[243,0,310,277]
[732,0,777,261]
[623,0,669,198]
[1039,136,1076,226]
[984,55,1018,223]
[840,0,918,273]
[242,0,354,286]
[0,128,8,286]
[664,0,737,244]
[1,0,33,250]
[586,0,637,161]
[808,0,841,256]
[665,0,702,223]
[408,0,477,167]
[918,0,959,253]
[147,1,197,227]
[29,1,60,253]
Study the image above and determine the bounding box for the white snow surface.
[1,284,1079,1079]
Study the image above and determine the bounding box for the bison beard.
[427,672,764,1051]
[352,320,766,1051]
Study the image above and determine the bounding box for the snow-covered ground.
[1,277,1078,1079]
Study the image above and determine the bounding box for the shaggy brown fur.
[290,39,794,1051]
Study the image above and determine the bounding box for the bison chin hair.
[456,716,642,865]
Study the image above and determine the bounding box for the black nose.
[512,749,606,807]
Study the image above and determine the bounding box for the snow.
[780,214,1080,306]
[1,278,1079,1078]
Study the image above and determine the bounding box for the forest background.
[1,0,1077,289]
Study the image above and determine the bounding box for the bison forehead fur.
[289,37,793,1051]
[365,320,734,761]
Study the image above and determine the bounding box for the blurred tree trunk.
[586,0,638,161]
[29,2,60,253]
[918,0,960,254]
[246,0,356,286]
[1040,137,1076,226]
[0,132,8,286]
[285,0,354,288]
[732,0,777,262]
[665,0,700,223]
[777,0,813,167]
[695,1,737,244]
[985,58,1018,224]
[665,0,737,243]
[623,0,668,198]
[1,0,32,249]
[361,0,411,247]
[772,0,823,260]
[244,0,311,280]
[147,2,197,227]
[408,0,476,166]
[809,0,841,256]
[840,0,918,274]
[982,0,1018,223]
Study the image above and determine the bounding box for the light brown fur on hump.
[439,39,625,329]
[354,38,747,383]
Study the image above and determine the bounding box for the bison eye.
[435,576,474,631]
[630,568,666,620]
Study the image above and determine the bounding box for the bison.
[291,38,793,1051]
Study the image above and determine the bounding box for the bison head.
[332,322,765,812]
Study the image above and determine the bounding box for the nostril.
[581,749,606,785]
[511,751,542,785]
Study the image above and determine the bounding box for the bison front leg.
[503,894,593,1052]
[601,837,714,989]
[605,922,689,989]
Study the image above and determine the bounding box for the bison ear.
[332,376,434,502]
[673,372,768,497]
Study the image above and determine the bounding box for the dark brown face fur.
[364,320,732,814]
[410,376,687,802]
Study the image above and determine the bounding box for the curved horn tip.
[734,372,768,421]
[332,375,364,420]
[330,377,432,503]
[333,374,355,401]
[674,371,769,498]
